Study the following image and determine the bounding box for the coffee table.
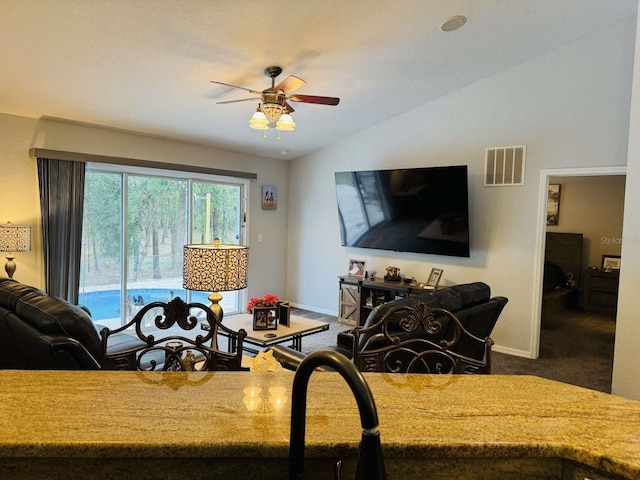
[202,313,329,354]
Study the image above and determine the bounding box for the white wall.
[287,17,636,361]
[0,115,290,301]
[0,114,42,288]
[613,4,640,400]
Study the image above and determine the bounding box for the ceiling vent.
[484,146,526,186]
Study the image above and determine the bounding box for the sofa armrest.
[336,329,355,352]
[40,335,101,370]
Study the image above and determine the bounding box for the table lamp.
[183,238,249,322]
[0,223,31,279]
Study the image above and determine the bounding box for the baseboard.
[492,344,535,359]
[289,302,338,317]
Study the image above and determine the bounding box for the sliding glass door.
[79,165,247,328]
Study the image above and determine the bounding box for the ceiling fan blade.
[216,97,260,105]
[210,80,262,95]
[275,75,306,95]
[283,101,296,114]
[288,94,340,106]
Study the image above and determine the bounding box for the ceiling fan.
[210,66,340,132]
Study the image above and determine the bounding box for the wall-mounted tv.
[335,165,470,257]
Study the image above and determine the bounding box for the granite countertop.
[1,371,639,479]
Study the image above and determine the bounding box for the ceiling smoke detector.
[440,15,467,32]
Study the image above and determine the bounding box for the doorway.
[532,167,626,372]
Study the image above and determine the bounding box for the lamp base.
[208,291,224,323]
[4,255,16,279]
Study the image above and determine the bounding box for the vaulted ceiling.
[0,1,636,159]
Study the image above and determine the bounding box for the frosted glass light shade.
[249,111,269,130]
[276,114,296,131]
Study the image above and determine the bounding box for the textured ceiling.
[0,0,636,160]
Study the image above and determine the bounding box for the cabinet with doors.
[337,275,427,326]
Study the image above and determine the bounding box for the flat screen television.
[334,165,470,257]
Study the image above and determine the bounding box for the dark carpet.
[492,309,615,393]
[293,307,616,394]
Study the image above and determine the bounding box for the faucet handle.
[334,459,342,480]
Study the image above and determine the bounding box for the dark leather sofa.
[270,282,508,373]
[0,278,143,369]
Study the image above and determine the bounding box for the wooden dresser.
[582,268,620,314]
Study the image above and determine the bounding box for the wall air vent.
[485,145,526,186]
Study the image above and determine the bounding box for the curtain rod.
[29,148,258,180]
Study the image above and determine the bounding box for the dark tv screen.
[335,165,470,257]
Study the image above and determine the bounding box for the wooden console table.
[337,275,431,326]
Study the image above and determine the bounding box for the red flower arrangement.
[247,293,280,313]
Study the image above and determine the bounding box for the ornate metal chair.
[100,297,247,371]
[351,302,492,374]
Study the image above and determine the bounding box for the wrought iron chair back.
[351,302,492,374]
[100,297,247,371]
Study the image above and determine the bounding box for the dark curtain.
[37,158,86,303]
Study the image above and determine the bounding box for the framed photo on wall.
[262,186,277,210]
[547,184,561,226]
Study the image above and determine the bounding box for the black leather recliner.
[0,278,149,370]
[0,278,245,371]
[270,282,508,373]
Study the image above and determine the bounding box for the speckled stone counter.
[1,371,639,479]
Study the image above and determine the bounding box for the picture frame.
[348,259,366,278]
[261,185,277,210]
[426,268,443,288]
[547,184,561,226]
[601,255,621,271]
[252,306,278,330]
[278,301,290,327]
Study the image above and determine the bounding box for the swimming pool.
[78,288,211,320]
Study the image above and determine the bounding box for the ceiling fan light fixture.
[249,110,269,130]
[276,113,295,131]
[213,66,339,137]
[260,103,285,124]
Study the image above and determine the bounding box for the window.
[79,164,247,328]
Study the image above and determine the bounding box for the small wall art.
[547,184,561,226]
[262,186,277,210]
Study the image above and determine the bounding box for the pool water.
[79,288,211,320]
